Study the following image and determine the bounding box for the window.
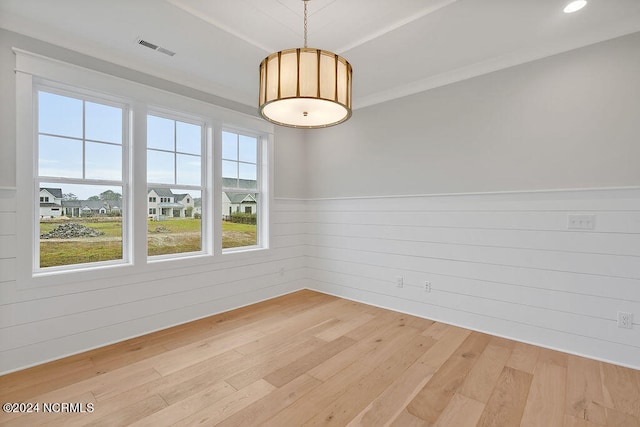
[36,89,126,270]
[147,114,203,257]
[222,131,260,250]
[16,50,271,286]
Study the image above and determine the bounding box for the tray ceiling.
[1,0,640,110]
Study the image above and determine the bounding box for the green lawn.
[40,218,124,268]
[39,241,123,268]
[148,218,202,233]
[39,217,257,267]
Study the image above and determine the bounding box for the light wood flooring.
[1,290,639,426]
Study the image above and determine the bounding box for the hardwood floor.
[1,290,639,426]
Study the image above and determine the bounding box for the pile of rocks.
[40,223,105,239]
[153,226,171,233]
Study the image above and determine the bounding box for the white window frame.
[15,48,273,290]
[33,83,130,273]
[220,128,267,253]
[146,108,208,261]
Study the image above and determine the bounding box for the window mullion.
[131,102,147,267]
[82,100,86,179]
[173,120,178,185]
[212,124,222,256]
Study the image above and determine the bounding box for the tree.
[63,193,78,200]
[99,190,122,202]
[88,196,100,201]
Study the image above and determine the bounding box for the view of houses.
[40,178,257,220]
[39,187,121,218]
[221,178,257,220]
[147,188,195,220]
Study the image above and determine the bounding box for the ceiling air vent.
[136,38,176,57]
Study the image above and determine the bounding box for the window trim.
[146,107,209,260]
[14,48,274,290]
[33,83,131,274]
[220,127,267,253]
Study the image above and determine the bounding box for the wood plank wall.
[0,189,308,374]
[2,187,639,373]
[304,188,640,369]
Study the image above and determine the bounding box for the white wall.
[273,127,308,199]
[306,32,640,198]
[304,32,640,369]
[0,29,310,374]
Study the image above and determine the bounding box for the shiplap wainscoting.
[0,190,309,374]
[2,188,639,373]
[304,188,640,369]
[0,188,16,286]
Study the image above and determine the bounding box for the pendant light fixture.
[258,0,353,128]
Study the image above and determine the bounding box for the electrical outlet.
[617,311,633,329]
[424,281,431,293]
[396,276,403,288]
[567,214,595,230]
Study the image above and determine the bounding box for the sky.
[38,90,257,200]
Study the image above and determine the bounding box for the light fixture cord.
[303,0,308,48]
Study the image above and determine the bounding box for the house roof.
[222,178,256,190]
[79,200,109,210]
[149,188,193,201]
[40,187,63,199]
[61,200,119,210]
[149,188,175,197]
[226,192,256,204]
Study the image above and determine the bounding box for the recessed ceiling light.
[564,0,587,13]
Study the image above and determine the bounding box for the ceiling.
[2,0,640,111]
